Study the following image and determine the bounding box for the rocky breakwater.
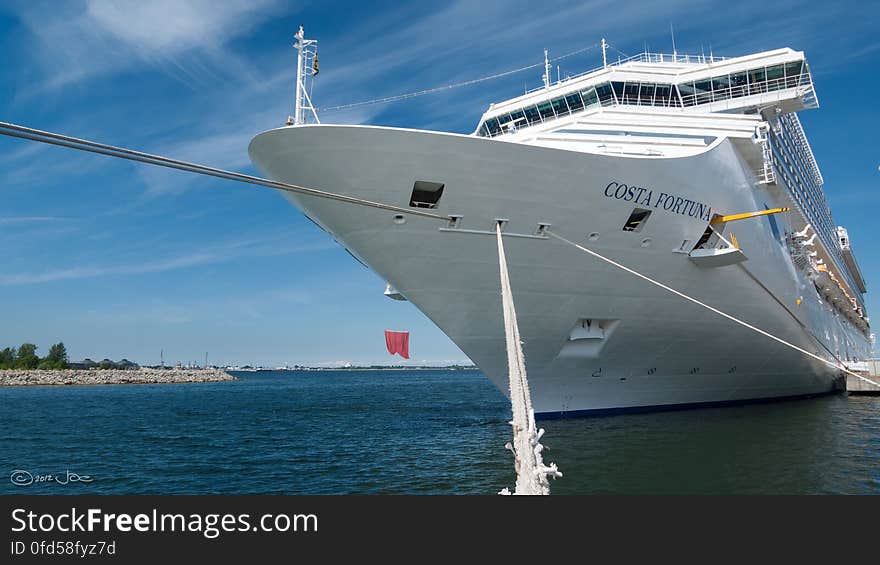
[0,368,237,386]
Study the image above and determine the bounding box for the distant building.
[69,358,140,370]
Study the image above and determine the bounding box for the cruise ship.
[249,30,872,416]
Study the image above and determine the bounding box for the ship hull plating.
[249,124,868,415]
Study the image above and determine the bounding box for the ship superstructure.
[474,47,868,335]
[249,34,871,416]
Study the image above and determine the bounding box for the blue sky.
[1,0,878,366]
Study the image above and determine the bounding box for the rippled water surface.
[2,370,878,494]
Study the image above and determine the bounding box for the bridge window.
[485,117,501,136]
[565,92,584,112]
[622,82,639,104]
[766,64,785,92]
[596,83,615,105]
[712,76,730,100]
[730,71,748,97]
[505,110,525,131]
[537,101,555,120]
[694,80,712,104]
[671,86,683,107]
[581,86,600,107]
[679,81,695,106]
[785,61,803,84]
[524,105,542,125]
[655,84,672,106]
[748,67,766,94]
[639,83,656,105]
[498,112,512,128]
[552,96,570,117]
[612,81,625,102]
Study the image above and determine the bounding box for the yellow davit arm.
[710,207,790,225]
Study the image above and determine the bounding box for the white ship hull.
[249,124,869,416]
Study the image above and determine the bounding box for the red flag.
[384,330,410,359]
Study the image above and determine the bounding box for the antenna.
[670,23,677,59]
[601,37,608,68]
[542,49,551,89]
[160,349,164,368]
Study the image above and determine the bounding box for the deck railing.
[526,52,730,94]
[678,74,803,107]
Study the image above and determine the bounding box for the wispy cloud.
[14,0,287,90]
[76,283,318,328]
[0,237,335,286]
[313,0,874,123]
[302,0,715,129]
[127,72,389,199]
[0,216,68,225]
[85,0,276,53]
[137,129,262,198]
[0,216,81,245]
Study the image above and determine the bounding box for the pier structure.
[847,359,880,395]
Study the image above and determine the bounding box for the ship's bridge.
[476,48,816,138]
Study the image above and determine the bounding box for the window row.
[478,82,618,137]
[477,60,808,137]
[478,80,680,136]
[678,61,805,106]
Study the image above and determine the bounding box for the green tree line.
[0,342,69,369]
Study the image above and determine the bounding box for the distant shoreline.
[0,368,236,387]
[229,366,480,372]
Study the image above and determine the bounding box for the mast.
[542,49,551,89]
[291,25,320,126]
[294,25,304,125]
[601,37,607,68]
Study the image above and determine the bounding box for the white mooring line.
[0,121,450,222]
[496,223,562,495]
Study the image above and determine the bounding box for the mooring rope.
[496,223,561,495]
[0,121,451,222]
[545,230,880,388]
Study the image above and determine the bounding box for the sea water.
[2,369,878,494]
